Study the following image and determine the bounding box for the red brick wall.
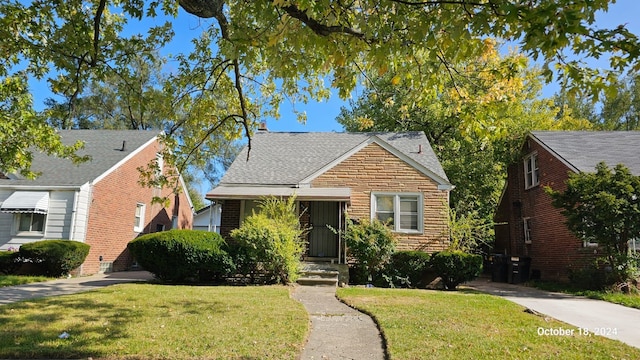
[496,137,595,281]
[82,139,193,274]
[311,143,450,252]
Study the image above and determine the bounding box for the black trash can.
[490,254,508,283]
[508,256,531,284]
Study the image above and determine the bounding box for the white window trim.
[12,213,47,236]
[523,217,532,244]
[134,203,146,233]
[371,192,423,234]
[524,152,539,189]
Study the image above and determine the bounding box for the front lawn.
[0,275,53,287]
[0,284,308,359]
[337,287,640,359]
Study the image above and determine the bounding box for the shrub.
[0,250,20,275]
[230,196,305,285]
[128,230,232,282]
[231,213,304,284]
[379,251,431,288]
[18,240,90,277]
[431,250,483,290]
[344,218,396,282]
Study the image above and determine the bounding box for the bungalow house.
[0,130,194,275]
[207,130,452,264]
[494,131,640,281]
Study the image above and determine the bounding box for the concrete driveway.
[0,271,154,305]
[467,278,640,349]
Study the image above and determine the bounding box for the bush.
[18,240,90,277]
[0,250,20,275]
[230,213,304,284]
[431,250,483,290]
[128,230,232,282]
[379,251,431,288]
[344,218,396,282]
[230,196,305,285]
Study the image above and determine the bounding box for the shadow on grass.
[0,295,141,359]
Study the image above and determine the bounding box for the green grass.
[0,284,308,359]
[0,275,53,287]
[337,287,640,360]
[530,281,640,310]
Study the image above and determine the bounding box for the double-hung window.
[372,193,422,233]
[524,153,539,189]
[15,213,46,234]
[134,203,146,233]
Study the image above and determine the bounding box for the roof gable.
[220,131,450,187]
[0,130,158,188]
[529,131,640,175]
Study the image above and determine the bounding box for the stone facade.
[219,142,450,253]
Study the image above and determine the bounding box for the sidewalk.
[0,271,154,305]
[292,285,386,360]
[467,278,640,349]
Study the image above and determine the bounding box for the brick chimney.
[258,121,268,131]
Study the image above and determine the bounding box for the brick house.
[207,130,452,264]
[494,131,640,281]
[0,130,194,275]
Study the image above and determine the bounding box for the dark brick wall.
[495,137,596,281]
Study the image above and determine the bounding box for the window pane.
[31,214,44,232]
[400,214,418,230]
[19,214,32,231]
[135,205,142,216]
[376,196,394,212]
[400,198,418,212]
[376,212,394,225]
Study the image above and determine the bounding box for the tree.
[554,74,640,131]
[546,162,640,287]
[2,0,639,180]
[338,46,590,250]
[0,75,87,179]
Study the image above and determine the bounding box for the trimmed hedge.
[0,251,19,275]
[431,250,483,290]
[19,240,90,277]
[128,229,232,282]
[380,251,432,288]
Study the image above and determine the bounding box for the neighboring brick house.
[0,130,194,275]
[494,131,640,281]
[207,130,452,264]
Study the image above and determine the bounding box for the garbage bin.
[490,254,508,283]
[508,256,531,284]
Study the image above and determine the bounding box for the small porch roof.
[206,186,351,201]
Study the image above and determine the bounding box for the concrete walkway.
[292,285,386,360]
[467,278,640,349]
[0,271,154,305]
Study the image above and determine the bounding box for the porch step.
[297,269,340,287]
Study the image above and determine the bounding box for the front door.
[308,202,339,258]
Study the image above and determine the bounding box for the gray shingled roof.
[0,130,158,187]
[531,131,640,175]
[220,131,449,186]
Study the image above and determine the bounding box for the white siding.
[193,204,222,233]
[0,189,85,250]
[44,191,75,239]
[71,184,91,241]
[0,190,13,247]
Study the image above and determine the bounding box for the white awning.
[206,186,351,201]
[0,191,50,214]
